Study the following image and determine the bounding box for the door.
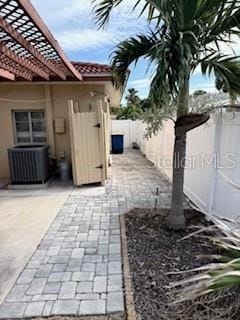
[68,100,106,186]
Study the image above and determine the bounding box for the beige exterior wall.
[0,82,120,179]
[51,83,105,162]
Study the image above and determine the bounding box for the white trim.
[81,73,112,77]
[13,110,47,145]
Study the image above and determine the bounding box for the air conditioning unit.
[8,145,50,184]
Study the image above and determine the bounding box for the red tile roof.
[72,62,112,75]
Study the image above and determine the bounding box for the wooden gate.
[68,100,108,186]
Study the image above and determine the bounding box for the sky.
[32,0,239,101]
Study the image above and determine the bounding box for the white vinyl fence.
[112,114,240,220]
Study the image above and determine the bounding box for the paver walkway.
[0,150,175,318]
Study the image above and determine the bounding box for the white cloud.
[126,78,152,98]
[128,78,152,88]
[127,76,218,98]
[32,0,148,52]
[58,29,113,52]
[209,35,240,55]
[32,0,92,25]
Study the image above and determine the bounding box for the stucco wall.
[0,82,115,179]
[51,84,105,162]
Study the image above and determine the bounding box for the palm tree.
[116,104,143,120]
[94,0,240,229]
[125,88,141,106]
[140,98,152,111]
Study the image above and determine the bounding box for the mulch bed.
[124,209,240,320]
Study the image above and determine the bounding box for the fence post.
[207,114,223,217]
[68,100,78,186]
[129,119,131,148]
[97,100,106,186]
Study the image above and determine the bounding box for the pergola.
[0,0,83,82]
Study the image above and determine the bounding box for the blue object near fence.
[111,134,124,154]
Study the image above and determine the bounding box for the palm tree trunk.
[166,75,189,229]
[166,131,186,229]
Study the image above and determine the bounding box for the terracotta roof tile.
[72,62,112,74]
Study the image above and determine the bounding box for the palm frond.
[170,216,240,304]
[207,3,240,40]
[92,0,123,28]
[93,0,158,28]
[201,54,240,94]
[111,33,156,88]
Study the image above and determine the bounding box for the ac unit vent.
[8,145,50,184]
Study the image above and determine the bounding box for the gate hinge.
[94,123,101,128]
[96,164,103,169]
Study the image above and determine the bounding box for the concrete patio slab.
[0,183,71,304]
[0,179,72,197]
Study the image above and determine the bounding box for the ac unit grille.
[8,145,49,184]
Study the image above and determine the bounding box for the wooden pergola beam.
[0,68,15,81]
[0,16,67,80]
[0,60,33,81]
[0,43,50,80]
[18,0,83,81]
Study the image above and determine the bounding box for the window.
[13,111,47,144]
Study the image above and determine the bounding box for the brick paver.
[0,150,177,318]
